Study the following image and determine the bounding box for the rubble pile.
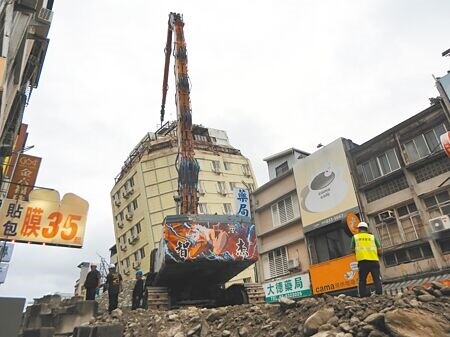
[89,281,450,337]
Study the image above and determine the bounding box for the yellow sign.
[0,189,89,248]
[309,254,372,295]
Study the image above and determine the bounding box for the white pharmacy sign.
[263,273,312,303]
[0,263,9,283]
[0,241,14,262]
[233,188,251,218]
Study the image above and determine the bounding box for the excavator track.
[244,283,266,304]
[147,286,170,310]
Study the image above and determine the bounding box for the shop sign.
[309,254,373,295]
[263,273,312,303]
[0,189,89,248]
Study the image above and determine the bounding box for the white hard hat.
[109,263,115,269]
[90,262,97,267]
[357,222,369,229]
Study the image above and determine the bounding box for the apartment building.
[110,123,257,281]
[0,0,53,160]
[350,101,450,289]
[253,101,450,299]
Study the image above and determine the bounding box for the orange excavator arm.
[160,13,199,215]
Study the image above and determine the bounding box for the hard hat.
[90,262,97,267]
[136,270,143,276]
[109,263,115,269]
[357,222,369,229]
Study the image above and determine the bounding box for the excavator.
[146,12,264,309]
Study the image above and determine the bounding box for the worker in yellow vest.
[351,222,383,297]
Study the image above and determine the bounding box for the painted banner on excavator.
[163,217,258,263]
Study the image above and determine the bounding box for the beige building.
[253,101,450,297]
[110,123,257,282]
[350,100,450,290]
[252,149,310,283]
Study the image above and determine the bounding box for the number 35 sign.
[0,189,89,248]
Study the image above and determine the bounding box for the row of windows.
[374,190,450,247]
[115,199,138,223]
[383,244,433,266]
[120,246,146,269]
[209,160,251,176]
[357,124,447,185]
[198,181,255,195]
[117,222,142,245]
[198,203,235,215]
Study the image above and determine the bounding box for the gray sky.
[1,0,449,304]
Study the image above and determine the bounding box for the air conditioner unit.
[36,7,53,24]
[126,187,134,196]
[125,212,134,221]
[120,244,127,251]
[128,234,139,244]
[114,199,121,207]
[122,190,130,199]
[287,258,300,271]
[429,215,450,233]
[378,210,395,223]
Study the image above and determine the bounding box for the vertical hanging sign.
[7,154,41,200]
[233,187,251,218]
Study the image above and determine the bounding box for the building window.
[268,247,289,279]
[229,182,237,190]
[139,247,145,258]
[128,176,135,187]
[357,148,400,184]
[242,164,251,176]
[275,161,289,177]
[132,199,138,210]
[396,202,425,242]
[224,161,232,170]
[223,203,233,214]
[424,190,450,219]
[307,225,352,264]
[217,181,227,194]
[247,183,255,192]
[199,203,208,214]
[383,244,434,267]
[198,181,206,194]
[125,258,130,267]
[404,124,446,164]
[211,160,221,172]
[438,238,450,254]
[271,196,295,227]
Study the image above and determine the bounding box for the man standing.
[131,270,145,310]
[351,222,383,297]
[83,262,101,301]
[105,264,122,313]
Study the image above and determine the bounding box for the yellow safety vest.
[354,232,379,261]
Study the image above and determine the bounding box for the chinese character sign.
[0,241,14,262]
[263,273,312,303]
[164,219,258,263]
[7,154,41,200]
[233,188,251,218]
[0,189,89,248]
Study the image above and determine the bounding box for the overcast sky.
[1,0,449,304]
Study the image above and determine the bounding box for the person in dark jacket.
[83,262,101,301]
[105,264,122,313]
[132,270,145,310]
